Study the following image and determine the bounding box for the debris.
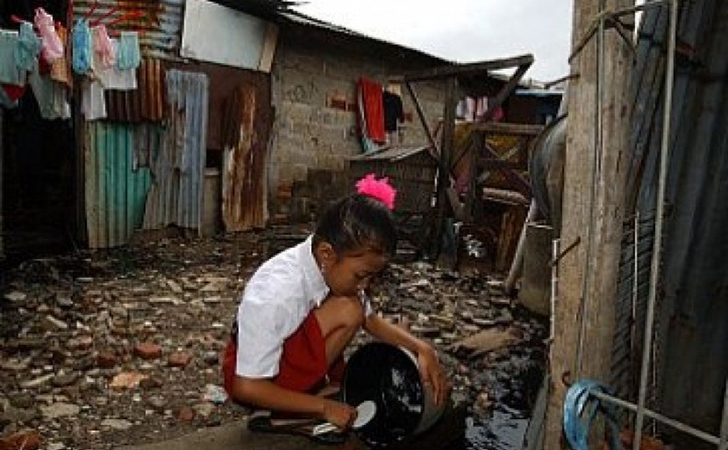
[40,403,80,420]
[202,385,228,405]
[3,292,27,303]
[168,352,192,368]
[0,429,41,450]
[100,419,133,431]
[449,328,521,358]
[109,372,148,390]
[133,343,162,360]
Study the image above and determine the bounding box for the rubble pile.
[0,233,547,450]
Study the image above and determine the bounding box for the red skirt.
[223,311,346,396]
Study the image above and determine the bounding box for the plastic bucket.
[342,342,446,448]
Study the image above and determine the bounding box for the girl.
[222,174,450,443]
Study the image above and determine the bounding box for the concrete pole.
[543,0,633,448]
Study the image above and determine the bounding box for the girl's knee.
[331,296,365,328]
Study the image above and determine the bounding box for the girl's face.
[321,246,388,297]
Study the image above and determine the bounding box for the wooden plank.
[543,0,633,447]
[404,81,440,157]
[403,54,534,82]
[471,122,545,136]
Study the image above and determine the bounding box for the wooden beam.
[544,0,633,447]
[404,81,440,157]
[482,60,533,119]
[403,54,534,82]
[471,122,544,136]
[432,77,458,259]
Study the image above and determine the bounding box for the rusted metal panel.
[85,122,152,249]
[105,58,167,122]
[221,81,273,231]
[143,70,209,232]
[73,0,183,61]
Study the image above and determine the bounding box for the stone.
[100,418,133,430]
[109,372,148,390]
[202,352,219,366]
[96,351,118,369]
[0,429,41,450]
[133,343,162,360]
[147,396,166,411]
[3,292,27,303]
[40,403,80,420]
[176,406,195,423]
[166,280,183,293]
[167,352,192,368]
[51,373,78,388]
[42,315,68,331]
[20,375,54,389]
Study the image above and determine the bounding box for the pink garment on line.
[34,7,64,63]
[92,25,115,70]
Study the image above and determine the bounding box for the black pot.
[342,342,445,448]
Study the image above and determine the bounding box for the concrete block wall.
[269,27,446,218]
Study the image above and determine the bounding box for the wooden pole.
[543,0,633,448]
[432,77,458,259]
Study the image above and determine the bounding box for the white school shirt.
[235,235,329,378]
[235,235,374,378]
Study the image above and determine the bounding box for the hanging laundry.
[0,30,26,86]
[15,22,41,74]
[357,77,386,145]
[2,84,26,102]
[34,7,64,63]
[28,66,70,120]
[92,25,115,71]
[0,85,19,108]
[82,78,106,120]
[98,39,137,90]
[117,31,141,71]
[50,24,72,87]
[383,91,404,132]
[72,19,92,75]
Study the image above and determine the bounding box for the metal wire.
[633,0,678,448]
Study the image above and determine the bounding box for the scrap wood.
[448,327,521,359]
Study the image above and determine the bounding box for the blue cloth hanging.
[15,21,41,73]
[116,31,141,71]
[72,18,92,74]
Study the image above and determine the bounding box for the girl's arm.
[229,377,356,429]
[363,314,450,405]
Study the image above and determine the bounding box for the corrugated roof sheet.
[85,122,152,249]
[348,145,435,163]
[105,58,167,122]
[143,70,209,232]
[73,0,183,61]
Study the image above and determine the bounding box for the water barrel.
[342,342,446,448]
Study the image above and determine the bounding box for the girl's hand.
[321,398,357,430]
[417,343,451,406]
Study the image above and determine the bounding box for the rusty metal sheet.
[143,70,209,232]
[221,82,273,232]
[73,0,183,61]
[105,58,166,122]
[85,122,153,249]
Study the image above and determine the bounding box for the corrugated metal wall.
[143,70,209,231]
[85,123,152,249]
[72,0,184,61]
[614,0,728,442]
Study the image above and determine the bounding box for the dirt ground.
[0,228,547,450]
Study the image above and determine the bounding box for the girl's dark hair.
[314,194,397,255]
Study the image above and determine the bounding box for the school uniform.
[223,236,371,395]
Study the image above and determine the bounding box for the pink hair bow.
[356,173,397,210]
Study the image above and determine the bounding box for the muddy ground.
[0,228,547,450]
